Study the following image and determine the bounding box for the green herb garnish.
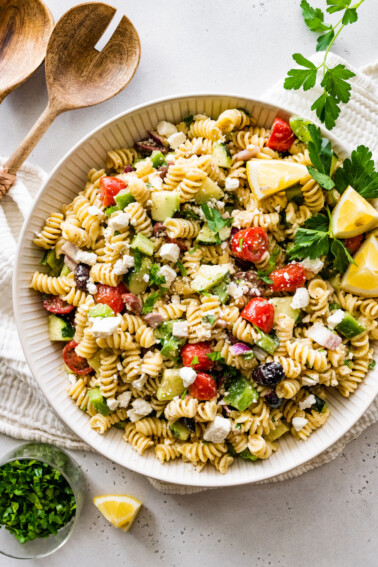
[369,360,376,370]
[183,114,194,128]
[329,302,340,310]
[257,247,280,284]
[150,263,166,287]
[306,125,336,190]
[181,208,201,221]
[333,145,378,198]
[206,351,225,363]
[177,260,187,277]
[141,289,167,314]
[284,0,365,130]
[190,355,199,366]
[201,203,232,245]
[203,314,217,326]
[188,245,199,255]
[0,460,76,544]
[133,249,142,272]
[181,388,188,400]
[105,205,119,216]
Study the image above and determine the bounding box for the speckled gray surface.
[1,0,378,565]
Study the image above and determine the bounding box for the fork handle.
[0,102,60,199]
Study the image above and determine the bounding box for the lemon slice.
[341,234,378,297]
[332,186,378,238]
[246,159,308,201]
[93,494,142,531]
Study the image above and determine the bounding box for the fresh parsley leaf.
[160,336,182,359]
[239,237,244,250]
[177,260,187,277]
[181,208,201,221]
[301,0,331,32]
[150,263,166,287]
[331,238,356,273]
[326,0,351,14]
[288,214,330,260]
[257,274,273,285]
[284,53,318,91]
[106,205,119,216]
[307,124,334,175]
[181,388,188,400]
[307,166,335,190]
[329,302,341,310]
[201,203,232,244]
[190,355,199,366]
[206,351,225,363]
[141,289,167,314]
[343,359,353,368]
[188,245,199,255]
[333,145,378,199]
[369,360,376,370]
[316,29,335,51]
[203,314,217,326]
[311,92,341,130]
[133,249,142,272]
[342,7,358,24]
[183,114,194,128]
[321,64,354,102]
[257,247,280,283]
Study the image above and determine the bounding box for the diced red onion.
[234,146,260,161]
[124,165,134,173]
[230,342,251,356]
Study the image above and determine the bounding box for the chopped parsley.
[141,289,167,314]
[334,145,378,199]
[203,314,217,326]
[190,355,199,366]
[188,245,199,255]
[368,360,376,370]
[177,260,187,277]
[201,203,232,245]
[206,351,225,363]
[183,114,194,128]
[180,208,201,221]
[257,247,280,284]
[0,460,76,543]
[149,263,166,287]
[105,205,119,216]
[181,388,188,400]
[133,249,142,272]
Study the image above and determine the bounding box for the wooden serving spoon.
[0,2,141,198]
[0,0,54,104]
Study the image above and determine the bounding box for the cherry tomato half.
[181,342,215,371]
[266,117,296,152]
[241,297,275,334]
[189,372,217,401]
[43,295,75,314]
[62,341,93,375]
[94,282,128,314]
[344,234,364,255]
[231,227,269,263]
[270,263,306,293]
[99,177,126,207]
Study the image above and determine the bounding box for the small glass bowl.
[0,442,85,560]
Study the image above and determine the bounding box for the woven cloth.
[1,53,378,495]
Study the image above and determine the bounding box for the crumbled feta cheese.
[298,394,316,411]
[86,279,97,295]
[117,362,123,371]
[142,274,150,283]
[132,374,147,390]
[292,417,308,431]
[113,254,135,276]
[104,227,112,238]
[172,321,188,337]
[90,315,121,338]
[299,257,324,274]
[327,309,345,329]
[156,120,178,138]
[148,172,163,191]
[108,212,130,231]
[306,322,342,350]
[159,243,180,263]
[196,326,212,340]
[158,265,177,287]
[167,131,186,149]
[75,250,97,266]
[87,205,102,216]
[227,282,244,299]
[179,367,197,387]
[291,287,309,310]
[221,241,228,250]
[171,294,180,304]
[107,398,119,411]
[117,391,132,408]
[203,416,231,443]
[127,398,152,422]
[301,374,319,386]
[225,177,239,191]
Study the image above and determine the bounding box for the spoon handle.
[0,102,60,199]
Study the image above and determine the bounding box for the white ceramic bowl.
[14,94,378,487]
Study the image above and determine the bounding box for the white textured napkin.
[1,53,378,495]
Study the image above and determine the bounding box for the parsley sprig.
[284,0,366,130]
[334,145,378,198]
[149,263,166,287]
[201,203,232,244]
[257,247,280,284]
[141,289,167,314]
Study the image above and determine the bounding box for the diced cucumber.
[196,223,231,244]
[48,315,74,342]
[169,419,190,441]
[155,321,186,359]
[289,116,313,143]
[335,311,365,338]
[272,297,300,324]
[114,190,135,210]
[212,142,232,168]
[88,388,110,416]
[151,190,180,221]
[88,304,115,318]
[60,264,71,277]
[43,250,64,277]
[151,150,167,169]
[211,279,229,304]
[255,329,280,355]
[156,369,185,401]
[194,177,224,204]
[191,265,229,292]
[87,351,102,372]
[266,422,290,442]
[131,234,154,256]
[312,395,327,413]
[285,184,304,204]
[224,376,259,412]
[127,257,153,295]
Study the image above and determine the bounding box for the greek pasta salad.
[30,109,378,474]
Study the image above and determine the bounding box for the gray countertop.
[1,1,378,565]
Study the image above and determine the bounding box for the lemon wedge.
[332,186,378,239]
[93,494,142,531]
[341,234,378,297]
[246,159,308,201]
